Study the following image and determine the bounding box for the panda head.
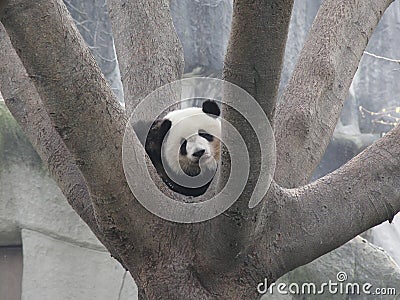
[159,100,221,177]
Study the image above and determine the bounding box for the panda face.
[162,101,221,177]
[177,128,220,176]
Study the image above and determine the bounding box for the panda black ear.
[202,100,220,117]
[148,119,171,141]
[158,119,172,139]
[145,119,172,158]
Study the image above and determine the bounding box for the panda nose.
[192,149,205,158]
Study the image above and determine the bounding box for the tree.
[0,0,399,299]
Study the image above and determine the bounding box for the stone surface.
[262,237,400,299]
[312,131,378,180]
[367,215,400,267]
[0,102,100,248]
[21,229,137,300]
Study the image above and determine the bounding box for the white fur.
[162,107,221,175]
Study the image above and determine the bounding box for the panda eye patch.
[199,130,214,142]
[180,139,187,155]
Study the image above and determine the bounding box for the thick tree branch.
[1,0,126,195]
[0,24,97,231]
[223,0,294,121]
[274,0,393,188]
[195,0,294,276]
[107,0,184,116]
[0,21,129,266]
[195,0,294,277]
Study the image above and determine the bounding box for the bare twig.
[364,50,400,63]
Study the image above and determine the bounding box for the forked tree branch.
[253,0,397,280]
[274,0,394,188]
[249,0,398,285]
[107,0,184,116]
[252,0,398,281]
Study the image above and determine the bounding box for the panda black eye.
[199,130,214,142]
[180,139,187,155]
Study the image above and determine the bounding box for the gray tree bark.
[0,0,398,299]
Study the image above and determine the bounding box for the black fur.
[202,100,220,117]
[144,119,171,172]
[180,139,188,155]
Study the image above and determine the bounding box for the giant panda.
[144,100,221,197]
